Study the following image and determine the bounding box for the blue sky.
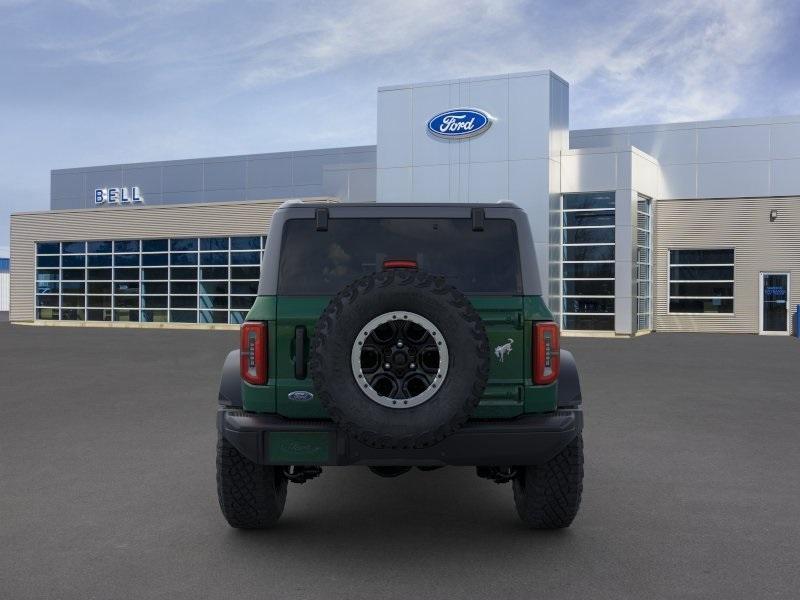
[1,0,799,248]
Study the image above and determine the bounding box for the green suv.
[216,202,584,529]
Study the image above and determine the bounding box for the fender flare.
[558,349,582,408]
[218,349,242,407]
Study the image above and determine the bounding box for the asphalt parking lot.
[1,323,799,599]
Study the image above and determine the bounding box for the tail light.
[240,321,268,385]
[532,322,560,385]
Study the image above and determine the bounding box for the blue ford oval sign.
[427,108,493,139]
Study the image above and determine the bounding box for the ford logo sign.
[288,390,314,402]
[427,108,493,139]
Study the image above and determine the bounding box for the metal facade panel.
[659,163,697,199]
[629,129,697,165]
[123,166,162,197]
[376,88,413,169]
[772,159,800,196]
[771,123,800,159]
[51,172,84,200]
[9,199,330,322]
[654,196,800,333]
[697,124,771,163]
[697,161,770,198]
[162,163,204,193]
[204,160,247,190]
[0,272,8,311]
[247,157,292,188]
[465,77,509,164]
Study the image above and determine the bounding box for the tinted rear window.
[278,218,522,295]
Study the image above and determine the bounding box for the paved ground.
[1,323,799,599]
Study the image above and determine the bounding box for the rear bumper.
[217,407,583,467]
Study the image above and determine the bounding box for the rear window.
[277,217,522,295]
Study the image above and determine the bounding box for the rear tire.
[512,434,584,529]
[216,434,288,529]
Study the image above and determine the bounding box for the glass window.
[668,249,734,314]
[36,295,59,307]
[61,295,84,308]
[142,239,168,252]
[231,296,256,310]
[200,310,229,324]
[88,280,111,293]
[277,218,521,295]
[36,281,59,294]
[36,269,59,281]
[231,236,260,250]
[563,193,615,210]
[142,296,168,308]
[562,263,615,279]
[87,309,112,322]
[115,296,139,308]
[141,281,168,295]
[114,240,139,252]
[88,268,112,281]
[87,241,112,253]
[88,254,113,267]
[170,296,196,309]
[200,295,228,310]
[170,310,197,323]
[37,255,59,268]
[36,242,59,254]
[61,309,85,321]
[201,237,229,251]
[170,238,198,251]
[141,310,168,323]
[115,254,139,267]
[562,192,616,331]
[201,267,228,280]
[170,252,198,266]
[88,296,112,308]
[229,311,247,324]
[231,267,259,280]
[62,255,85,267]
[563,211,615,227]
[114,309,139,322]
[170,281,197,295]
[199,281,228,295]
[114,281,140,294]
[142,268,168,280]
[62,241,85,254]
[563,228,615,245]
[231,281,258,295]
[114,268,139,280]
[563,245,614,262]
[563,315,615,330]
[170,267,197,280]
[62,269,85,281]
[636,197,652,331]
[62,282,85,294]
[231,251,260,265]
[142,253,168,266]
[36,307,59,320]
[200,252,228,265]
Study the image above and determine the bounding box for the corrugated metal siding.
[10,198,331,322]
[655,196,800,333]
[0,271,9,311]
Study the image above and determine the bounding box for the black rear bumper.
[217,407,583,467]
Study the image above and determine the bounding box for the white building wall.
[0,271,9,312]
[570,115,800,200]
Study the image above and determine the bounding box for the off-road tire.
[512,434,584,529]
[310,269,490,450]
[216,434,288,529]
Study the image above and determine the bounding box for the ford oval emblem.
[288,391,314,402]
[427,108,493,139]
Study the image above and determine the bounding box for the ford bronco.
[216,202,584,529]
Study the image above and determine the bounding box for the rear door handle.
[294,326,307,379]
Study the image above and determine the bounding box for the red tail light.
[383,259,418,269]
[532,322,560,385]
[240,321,268,385]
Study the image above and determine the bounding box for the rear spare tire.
[310,269,489,449]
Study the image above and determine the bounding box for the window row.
[36,237,266,254]
[35,295,257,309]
[36,267,260,281]
[35,308,250,324]
[36,251,262,268]
[35,281,259,295]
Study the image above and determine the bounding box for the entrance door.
[759,273,790,335]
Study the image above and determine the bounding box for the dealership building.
[9,69,800,335]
